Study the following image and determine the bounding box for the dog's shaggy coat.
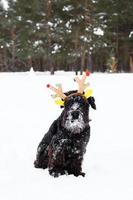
[34,91,96,177]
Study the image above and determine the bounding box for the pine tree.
[94,0,133,72]
[52,0,95,73]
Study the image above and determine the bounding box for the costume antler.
[47,71,93,106]
[74,72,90,94]
[47,83,66,100]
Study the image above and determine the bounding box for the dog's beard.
[64,112,85,134]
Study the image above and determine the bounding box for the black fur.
[34,92,96,177]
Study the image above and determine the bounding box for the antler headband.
[47,71,93,106]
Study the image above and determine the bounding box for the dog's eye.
[75,96,84,103]
[65,95,86,108]
[78,96,82,101]
[70,96,75,100]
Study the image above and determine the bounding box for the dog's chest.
[68,143,80,155]
[66,139,85,157]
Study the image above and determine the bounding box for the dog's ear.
[87,97,96,110]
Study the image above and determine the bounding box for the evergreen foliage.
[0,0,133,73]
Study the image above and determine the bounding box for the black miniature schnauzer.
[34,89,96,177]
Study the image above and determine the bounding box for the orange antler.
[47,83,66,100]
[74,72,90,94]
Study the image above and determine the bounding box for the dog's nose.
[72,111,79,119]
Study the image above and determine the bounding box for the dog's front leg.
[48,138,68,177]
[67,156,85,177]
[34,142,49,169]
[34,119,58,169]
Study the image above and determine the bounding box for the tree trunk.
[11,27,16,70]
[118,40,130,72]
[74,30,79,75]
[46,0,54,75]
[80,45,86,75]
[130,56,133,72]
[3,45,7,69]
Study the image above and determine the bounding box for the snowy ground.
[0,71,133,200]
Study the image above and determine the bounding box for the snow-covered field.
[0,71,133,200]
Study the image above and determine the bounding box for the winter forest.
[0,0,133,73]
[1,1,133,199]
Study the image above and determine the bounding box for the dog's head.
[61,91,96,133]
[47,72,96,133]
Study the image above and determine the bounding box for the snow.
[0,71,133,200]
[1,0,8,10]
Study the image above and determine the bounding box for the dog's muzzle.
[64,109,85,133]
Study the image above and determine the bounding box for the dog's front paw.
[79,172,85,177]
[73,171,85,177]
[49,169,65,178]
[34,160,47,169]
[34,160,40,168]
[50,171,61,178]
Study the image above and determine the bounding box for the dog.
[34,89,96,177]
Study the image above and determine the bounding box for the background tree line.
[0,0,133,73]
